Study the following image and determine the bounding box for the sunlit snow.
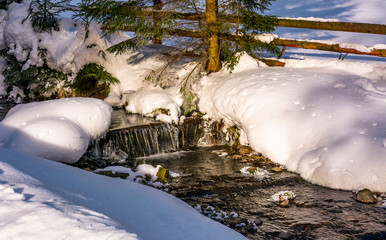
[0,98,112,163]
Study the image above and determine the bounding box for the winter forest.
[0,0,385,239]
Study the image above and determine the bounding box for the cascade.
[87,110,179,161]
[85,110,233,164]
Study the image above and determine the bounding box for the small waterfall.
[90,123,179,160]
[84,110,235,165]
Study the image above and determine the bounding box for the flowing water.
[130,147,386,240]
[1,103,385,239]
[0,99,15,121]
[87,110,180,161]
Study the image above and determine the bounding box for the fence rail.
[101,8,386,66]
[144,10,386,35]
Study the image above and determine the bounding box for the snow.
[271,191,296,202]
[3,1,42,69]
[198,54,386,192]
[0,148,246,240]
[240,166,270,180]
[279,17,339,22]
[95,164,180,189]
[0,98,112,163]
[124,86,182,123]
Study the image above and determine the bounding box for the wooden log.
[108,25,386,58]
[145,10,386,35]
[276,19,386,35]
[272,38,386,57]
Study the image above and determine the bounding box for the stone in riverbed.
[271,167,283,173]
[156,167,170,182]
[355,188,377,204]
[238,146,252,155]
[95,170,129,179]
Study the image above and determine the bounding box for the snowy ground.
[0,147,246,240]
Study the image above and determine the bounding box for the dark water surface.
[0,99,15,121]
[128,147,386,240]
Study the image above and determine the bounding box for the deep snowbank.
[199,55,386,192]
[0,147,246,240]
[0,98,112,163]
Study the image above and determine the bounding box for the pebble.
[271,167,283,173]
[355,188,377,204]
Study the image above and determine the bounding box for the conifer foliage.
[71,63,119,99]
[78,0,278,73]
[25,0,70,32]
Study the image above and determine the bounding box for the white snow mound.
[0,98,112,163]
[0,148,246,240]
[199,54,386,192]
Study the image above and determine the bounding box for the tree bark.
[206,0,221,73]
[153,0,163,44]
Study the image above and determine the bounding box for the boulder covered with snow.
[124,86,182,123]
[0,97,112,163]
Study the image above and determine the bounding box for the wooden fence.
[100,7,386,66]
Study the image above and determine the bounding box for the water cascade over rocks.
[87,110,181,161]
[91,123,180,160]
[83,110,235,167]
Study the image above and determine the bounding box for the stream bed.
[124,147,386,240]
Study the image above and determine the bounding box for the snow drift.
[0,98,112,163]
[0,147,246,240]
[199,55,386,192]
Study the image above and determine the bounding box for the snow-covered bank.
[0,147,246,240]
[0,98,112,163]
[198,55,386,192]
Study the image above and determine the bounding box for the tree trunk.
[153,0,163,44]
[206,0,221,73]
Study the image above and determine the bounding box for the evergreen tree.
[217,0,280,72]
[24,0,70,33]
[76,0,278,73]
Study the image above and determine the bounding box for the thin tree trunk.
[206,0,221,73]
[153,0,163,44]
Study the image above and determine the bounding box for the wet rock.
[239,146,252,155]
[251,154,266,162]
[293,222,323,232]
[254,218,263,226]
[233,155,243,160]
[271,167,283,173]
[247,167,257,174]
[228,218,248,228]
[156,167,170,182]
[279,199,290,208]
[278,231,291,239]
[355,188,377,204]
[95,170,129,179]
[295,201,313,208]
